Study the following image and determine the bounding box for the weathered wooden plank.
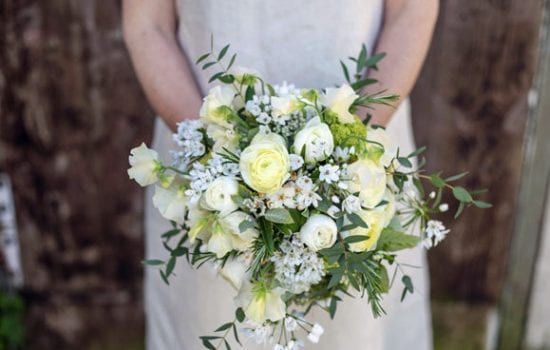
[497,2,550,349]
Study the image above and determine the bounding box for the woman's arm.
[122,0,202,130]
[366,0,439,126]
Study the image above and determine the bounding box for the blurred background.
[1,1,549,349]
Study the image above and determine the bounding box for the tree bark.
[0,1,153,348]
[411,0,543,301]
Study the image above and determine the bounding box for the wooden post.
[497,2,550,349]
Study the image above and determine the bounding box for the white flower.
[327,205,340,218]
[293,116,334,164]
[206,124,239,152]
[285,317,298,331]
[342,195,362,214]
[366,127,398,167]
[152,183,187,224]
[127,143,161,186]
[299,214,338,251]
[256,112,271,124]
[207,226,234,258]
[344,158,387,209]
[199,85,235,128]
[219,256,249,290]
[422,220,450,249]
[200,176,239,214]
[311,323,324,337]
[219,211,259,252]
[271,95,300,117]
[289,154,304,171]
[429,191,436,199]
[439,203,449,212]
[320,84,358,124]
[273,344,285,350]
[295,176,314,192]
[340,210,385,252]
[274,81,299,96]
[333,146,355,162]
[236,283,286,324]
[319,164,340,184]
[268,186,296,209]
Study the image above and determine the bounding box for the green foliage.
[0,291,24,350]
[327,116,368,156]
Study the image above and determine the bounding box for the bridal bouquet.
[128,42,490,349]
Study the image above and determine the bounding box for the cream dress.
[145,1,432,349]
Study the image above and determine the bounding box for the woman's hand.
[364,0,439,126]
[122,0,202,130]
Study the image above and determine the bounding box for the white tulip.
[293,116,334,164]
[345,158,387,209]
[320,84,358,124]
[200,176,239,214]
[127,143,160,187]
[199,85,235,128]
[152,183,187,224]
[299,214,338,251]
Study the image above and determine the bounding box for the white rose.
[200,176,239,214]
[340,210,385,252]
[367,127,398,167]
[320,84,358,124]
[206,124,239,152]
[152,183,187,224]
[219,256,249,290]
[271,95,300,117]
[293,116,334,164]
[127,143,160,186]
[345,158,387,209]
[199,85,235,128]
[299,214,338,251]
[219,211,259,251]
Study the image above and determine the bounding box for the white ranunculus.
[200,176,239,214]
[345,158,387,209]
[367,127,398,167]
[219,211,259,252]
[206,124,239,153]
[271,95,300,117]
[293,116,334,164]
[240,133,290,194]
[152,183,187,224]
[199,85,235,128]
[320,84,358,124]
[340,210,385,252]
[299,214,338,251]
[127,143,161,186]
[219,256,248,290]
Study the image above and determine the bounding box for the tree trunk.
[0,1,153,348]
[411,0,543,301]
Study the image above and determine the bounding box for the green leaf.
[232,323,242,345]
[329,296,341,319]
[264,208,294,224]
[215,322,233,332]
[202,61,217,70]
[430,174,445,188]
[454,201,465,219]
[218,44,230,60]
[171,247,187,257]
[348,213,369,229]
[365,52,386,70]
[397,157,413,168]
[340,60,351,83]
[378,266,390,293]
[165,256,176,276]
[473,200,492,208]
[161,228,181,241]
[344,235,370,244]
[357,44,368,72]
[238,220,256,233]
[227,53,237,70]
[224,339,232,350]
[160,270,170,285]
[453,186,473,202]
[209,71,225,83]
[407,146,427,158]
[201,338,216,350]
[196,52,210,65]
[235,308,245,322]
[445,172,469,182]
[142,259,164,266]
[377,228,420,252]
[328,268,344,289]
[351,78,377,91]
[400,275,414,302]
[218,74,235,84]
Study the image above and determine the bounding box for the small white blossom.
[439,203,449,212]
[422,220,450,249]
[285,317,298,332]
[342,195,362,214]
[333,146,355,162]
[319,164,340,184]
[289,154,305,171]
[429,191,436,199]
[327,205,340,218]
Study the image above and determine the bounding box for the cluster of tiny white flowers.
[246,94,272,121]
[307,323,325,344]
[242,196,268,216]
[318,164,340,184]
[242,323,273,345]
[271,236,325,294]
[422,220,450,249]
[273,340,304,350]
[295,175,322,209]
[171,120,206,169]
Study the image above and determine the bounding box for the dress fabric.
[145,1,432,349]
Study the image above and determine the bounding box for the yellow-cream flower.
[236,282,286,324]
[218,211,259,252]
[199,85,235,128]
[345,158,387,208]
[320,84,358,124]
[127,143,161,187]
[341,210,385,252]
[239,133,290,194]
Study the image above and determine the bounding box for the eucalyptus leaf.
[377,228,420,252]
[264,208,294,224]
